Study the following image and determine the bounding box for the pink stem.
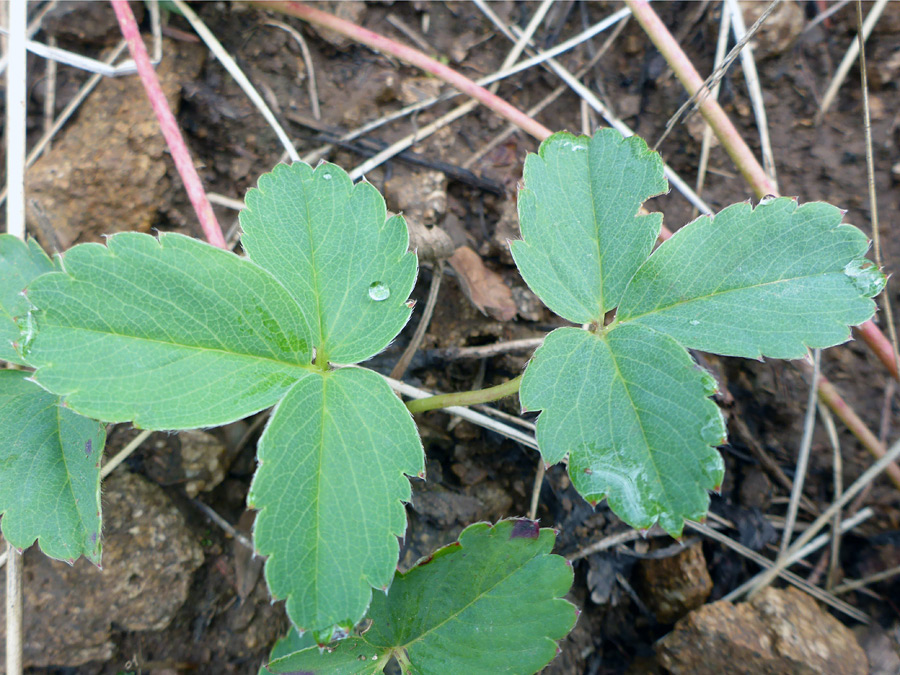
[257,1,553,142]
[625,0,777,198]
[854,321,899,380]
[817,376,900,490]
[110,0,227,249]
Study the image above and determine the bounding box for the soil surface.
[5,1,900,673]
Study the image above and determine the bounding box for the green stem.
[405,375,523,414]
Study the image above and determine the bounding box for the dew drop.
[700,414,727,446]
[698,370,718,397]
[322,172,332,180]
[843,259,886,297]
[368,281,390,301]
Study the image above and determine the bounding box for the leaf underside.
[240,161,417,365]
[510,129,667,324]
[0,234,57,366]
[268,520,576,675]
[249,364,423,634]
[0,370,105,563]
[617,198,885,359]
[25,232,313,429]
[520,327,724,535]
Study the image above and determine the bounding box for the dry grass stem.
[780,349,821,555]
[816,0,889,122]
[390,264,443,380]
[265,20,321,120]
[101,429,154,479]
[726,0,778,189]
[690,519,869,622]
[172,0,300,162]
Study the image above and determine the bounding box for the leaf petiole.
[405,374,523,414]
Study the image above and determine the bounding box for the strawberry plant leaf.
[249,366,424,635]
[267,520,576,675]
[260,628,315,675]
[25,232,314,429]
[0,234,57,366]
[240,162,418,365]
[0,370,105,563]
[510,130,667,324]
[520,327,725,536]
[617,198,885,359]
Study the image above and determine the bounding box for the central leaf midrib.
[303,178,327,361]
[313,373,328,624]
[587,159,605,317]
[601,332,671,514]
[619,270,842,324]
[40,325,313,372]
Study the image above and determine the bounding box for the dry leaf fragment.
[448,246,517,321]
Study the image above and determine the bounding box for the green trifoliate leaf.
[25,232,313,429]
[240,162,418,365]
[617,198,885,359]
[510,130,667,324]
[0,235,57,366]
[249,367,424,635]
[0,370,105,563]
[520,326,725,536]
[268,520,576,675]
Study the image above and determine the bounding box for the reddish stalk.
[257,1,553,142]
[110,0,227,249]
[814,373,900,490]
[854,321,899,380]
[257,1,895,479]
[624,0,777,198]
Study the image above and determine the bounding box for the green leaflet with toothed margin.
[0,370,105,563]
[240,161,418,365]
[267,520,576,675]
[0,234,57,366]
[519,326,725,537]
[510,129,667,325]
[616,198,885,359]
[25,231,314,429]
[249,367,424,635]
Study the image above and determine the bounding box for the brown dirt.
[8,1,900,673]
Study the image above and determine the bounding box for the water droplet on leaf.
[368,281,390,301]
[699,370,718,397]
[322,172,332,181]
[700,414,726,446]
[843,259,886,297]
